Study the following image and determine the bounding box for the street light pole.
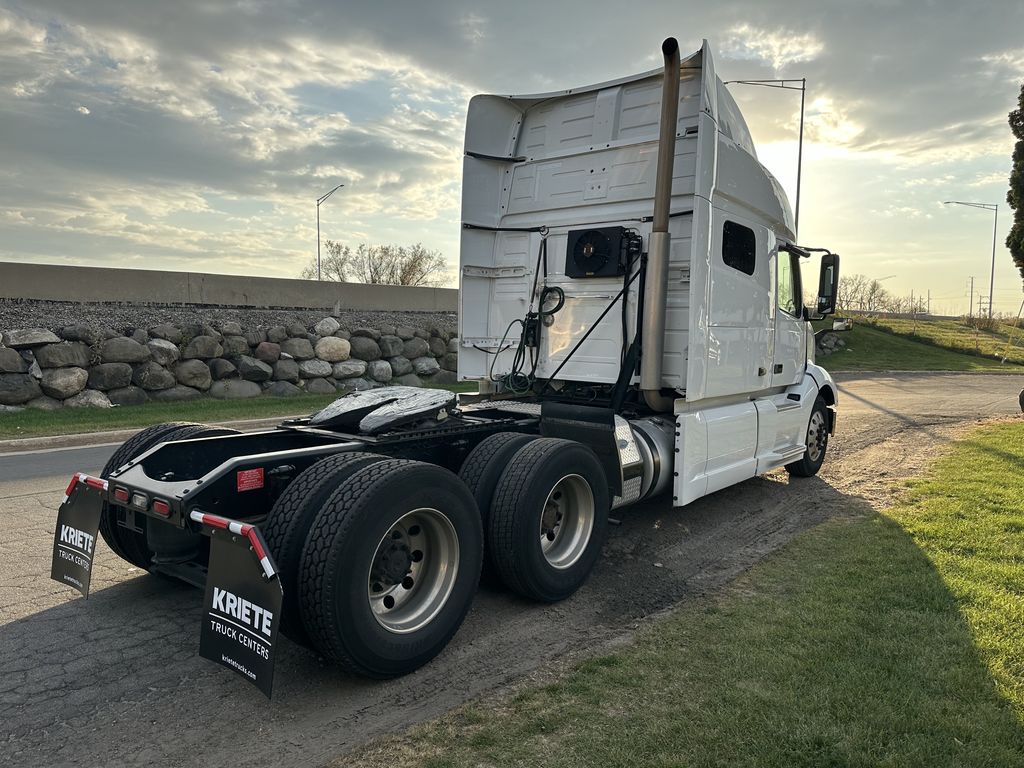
[943,201,999,319]
[724,77,807,235]
[316,183,345,281]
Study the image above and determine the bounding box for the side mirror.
[816,253,840,316]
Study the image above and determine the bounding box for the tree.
[1008,83,1024,284]
[301,241,448,286]
[837,273,871,312]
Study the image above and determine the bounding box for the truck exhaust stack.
[641,37,681,413]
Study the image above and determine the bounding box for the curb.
[0,416,292,455]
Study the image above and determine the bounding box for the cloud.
[721,23,824,72]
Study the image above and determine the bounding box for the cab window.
[778,252,801,316]
[722,221,755,276]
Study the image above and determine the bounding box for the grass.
[818,323,1024,373]
[860,317,1024,366]
[345,420,1024,768]
[0,383,477,439]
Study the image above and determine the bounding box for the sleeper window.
[722,221,756,276]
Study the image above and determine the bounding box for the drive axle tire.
[488,438,609,603]
[785,396,830,478]
[458,431,538,582]
[298,459,483,678]
[262,451,389,645]
[99,422,239,569]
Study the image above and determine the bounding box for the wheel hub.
[372,540,413,586]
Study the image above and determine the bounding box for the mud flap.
[50,475,106,598]
[194,512,282,698]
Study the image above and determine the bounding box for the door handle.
[773,364,784,374]
[757,367,767,376]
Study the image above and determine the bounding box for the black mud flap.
[195,513,282,698]
[50,475,106,598]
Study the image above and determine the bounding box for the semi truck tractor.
[51,38,839,696]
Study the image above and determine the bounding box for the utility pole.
[969,276,974,317]
[943,201,999,319]
[316,183,345,281]
[927,289,931,315]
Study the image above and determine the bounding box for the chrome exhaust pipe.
[641,37,680,412]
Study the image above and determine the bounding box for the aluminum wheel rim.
[539,474,595,570]
[367,508,459,635]
[806,410,827,462]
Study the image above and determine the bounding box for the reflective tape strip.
[63,473,107,503]
[189,510,276,579]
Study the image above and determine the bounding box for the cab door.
[771,248,805,388]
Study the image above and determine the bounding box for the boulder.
[40,367,88,399]
[244,328,267,347]
[394,373,422,387]
[333,329,351,340]
[65,389,112,409]
[351,327,381,341]
[403,337,430,359]
[367,360,393,383]
[314,317,341,336]
[431,369,458,386]
[305,377,337,394]
[332,359,367,378]
[267,380,302,397]
[200,324,223,341]
[413,329,430,340]
[88,363,133,391]
[60,324,102,345]
[209,380,262,399]
[151,385,202,402]
[315,336,350,363]
[448,338,459,353]
[0,347,28,373]
[379,325,397,337]
[286,322,308,338]
[107,386,150,407]
[209,358,238,380]
[218,321,243,336]
[34,342,90,369]
[2,328,60,348]
[145,338,179,367]
[100,336,151,364]
[0,373,42,405]
[412,356,441,376]
[254,341,281,363]
[222,335,249,357]
[379,335,404,357]
[181,335,223,360]
[267,326,288,343]
[280,338,315,361]
[343,378,374,392]
[26,395,62,411]
[299,359,333,378]
[148,324,184,344]
[237,355,273,382]
[349,336,382,362]
[175,359,212,390]
[28,358,42,380]
[273,359,300,383]
[132,362,177,391]
[388,356,413,376]
[99,327,121,340]
[396,326,416,340]
[129,328,149,345]
[428,337,447,358]
[442,352,458,372]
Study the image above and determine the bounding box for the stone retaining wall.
[0,317,459,411]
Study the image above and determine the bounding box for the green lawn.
[820,323,1024,373]
[861,317,1024,366]
[345,420,1024,768]
[0,384,477,439]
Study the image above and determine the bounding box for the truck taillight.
[113,486,130,503]
[152,499,171,517]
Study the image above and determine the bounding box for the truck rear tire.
[262,451,389,645]
[99,422,240,570]
[785,396,830,478]
[298,459,483,677]
[488,438,609,603]
[458,431,537,582]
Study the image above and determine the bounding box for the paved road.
[1,373,1021,767]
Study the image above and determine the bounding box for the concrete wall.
[0,262,458,311]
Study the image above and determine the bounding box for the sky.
[0,0,1022,315]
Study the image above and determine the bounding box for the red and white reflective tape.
[63,472,108,503]
[189,510,276,580]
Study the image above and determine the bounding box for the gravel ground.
[0,300,458,336]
